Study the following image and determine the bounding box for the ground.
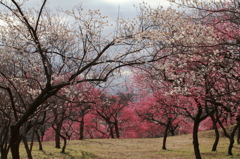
[8,130,240,158]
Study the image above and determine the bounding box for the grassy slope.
[10,130,240,159]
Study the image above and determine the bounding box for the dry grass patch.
[7,132,240,159]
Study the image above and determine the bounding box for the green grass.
[7,130,240,159]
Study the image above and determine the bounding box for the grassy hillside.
[9,131,240,159]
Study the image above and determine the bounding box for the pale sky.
[26,0,172,20]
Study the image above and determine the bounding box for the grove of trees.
[0,0,240,159]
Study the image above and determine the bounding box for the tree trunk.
[79,116,85,140]
[1,148,8,159]
[0,127,10,159]
[29,124,36,153]
[212,125,219,152]
[162,117,171,150]
[22,136,33,159]
[35,131,43,150]
[193,120,201,159]
[10,126,21,159]
[55,124,61,148]
[61,136,67,153]
[109,124,115,138]
[210,114,219,151]
[40,127,45,142]
[115,120,120,138]
[192,99,204,159]
[228,137,234,155]
[217,117,240,156]
[227,124,239,155]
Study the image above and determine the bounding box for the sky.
[27,0,172,20]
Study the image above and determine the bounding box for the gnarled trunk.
[210,114,219,151]
[162,117,171,150]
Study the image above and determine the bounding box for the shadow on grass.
[41,149,99,159]
[65,148,100,159]
[80,151,99,159]
[63,151,99,159]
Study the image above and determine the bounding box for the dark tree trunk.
[55,124,61,148]
[35,131,43,150]
[40,127,45,142]
[0,125,10,159]
[109,124,115,138]
[1,148,8,159]
[227,124,239,155]
[192,100,204,159]
[212,125,219,152]
[193,120,201,159]
[22,136,33,159]
[210,114,219,151]
[61,136,67,153]
[162,117,171,150]
[29,124,36,153]
[228,137,234,155]
[115,120,120,138]
[217,116,240,155]
[52,121,68,153]
[10,126,21,159]
[79,116,85,140]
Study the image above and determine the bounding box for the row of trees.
[1,78,186,157]
[130,0,240,159]
[0,0,170,158]
[0,0,240,159]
